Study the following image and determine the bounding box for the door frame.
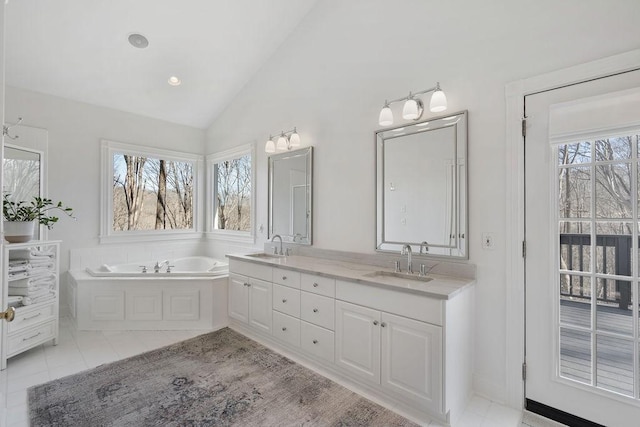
[505,49,640,410]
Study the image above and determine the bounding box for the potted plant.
[3,195,75,243]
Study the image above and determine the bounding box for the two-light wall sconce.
[378,82,447,126]
[265,127,301,153]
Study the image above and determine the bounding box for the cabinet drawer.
[8,303,56,334]
[301,321,334,363]
[272,311,300,348]
[8,321,56,357]
[336,280,443,326]
[229,259,272,282]
[300,292,334,330]
[273,284,301,317]
[273,267,300,289]
[301,273,335,297]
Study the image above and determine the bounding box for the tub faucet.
[419,241,429,254]
[401,244,413,274]
[154,260,169,273]
[271,235,283,255]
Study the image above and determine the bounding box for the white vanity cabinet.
[228,260,273,334]
[2,241,60,370]
[227,256,473,425]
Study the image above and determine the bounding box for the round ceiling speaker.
[128,33,149,49]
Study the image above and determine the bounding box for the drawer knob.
[313,283,319,287]
[243,283,249,287]
[373,320,379,326]
[381,322,387,328]
[313,339,318,344]
[282,298,287,303]
[282,327,287,331]
[247,283,251,287]
[313,308,318,313]
[282,276,287,280]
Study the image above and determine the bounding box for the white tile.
[6,403,28,426]
[464,395,492,417]
[454,411,483,427]
[7,389,27,408]
[6,348,48,382]
[483,402,522,426]
[7,370,50,394]
[43,342,84,369]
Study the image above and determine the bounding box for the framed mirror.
[3,144,44,240]
[376,111,467,259]
[268,147,313,244]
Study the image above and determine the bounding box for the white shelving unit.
[1,240,60,369]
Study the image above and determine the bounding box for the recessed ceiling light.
[168,76,182,86]
[128,33,149,49]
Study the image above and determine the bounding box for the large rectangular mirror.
[268,147,313,244]
[376,111,467,259]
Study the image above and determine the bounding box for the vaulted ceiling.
[4,0,318,128]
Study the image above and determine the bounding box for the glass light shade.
[378,106,393,126]
[429,89,447,112]
[265,139,276,153]
[276,135,288,150]
[402,98,420,120]
[289,131,301,147]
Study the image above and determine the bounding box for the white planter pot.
[4,220,36,243]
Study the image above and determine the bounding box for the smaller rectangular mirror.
[268,147,313,244]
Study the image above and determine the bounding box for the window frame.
[206,143,256,243]
[100,139,204,244]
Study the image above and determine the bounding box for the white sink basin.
[363,270,433,283]
[245,253,286,260]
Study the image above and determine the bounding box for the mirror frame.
[375,110,468,259]
[268,146,313,245]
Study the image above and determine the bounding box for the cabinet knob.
[282,327,287,331]
[313,283,319,287]
[373,320,379,326]
[282,298,287,303]
[313,308,318,313]
[246,283,251,287]
[282,276,287,280]
[313,339,318,344]
[243,283,249,287]
[381,322,387,328]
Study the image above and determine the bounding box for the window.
[207,144,255,242]
[101,140,203,242]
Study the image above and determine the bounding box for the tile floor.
[0,309,549,427]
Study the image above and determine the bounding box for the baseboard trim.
[525,399,605,427]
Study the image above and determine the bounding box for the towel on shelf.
[9,286,52,298]
[22,291,56,306]
[7,296,23,307]
[27,262,55,274]
[9,273,56,288]
[8,271,29,281]
[9,248,55,261]
[8,260,28,273]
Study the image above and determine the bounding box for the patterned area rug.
[29,328,417,426]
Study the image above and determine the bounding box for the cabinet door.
[381,312,443,414]
[228,274,249,324]
[248,278,272,333]
[335,300,380,383]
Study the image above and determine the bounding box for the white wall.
[205,0,640,403]
[4,86,206,276]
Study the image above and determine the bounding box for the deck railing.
[560,233,631,309]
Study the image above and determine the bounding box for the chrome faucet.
[401,244,413,274]
[154,260,169,273]
[419,241,429,254]
[271,235,283,255]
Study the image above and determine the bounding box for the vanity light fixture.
[378,82,447,126]
[265,127,301,154]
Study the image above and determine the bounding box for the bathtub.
[86,256,228,277]
[69,256,229,331]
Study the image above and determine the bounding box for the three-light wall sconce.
[265,127,301,153]
[378,82,447,126]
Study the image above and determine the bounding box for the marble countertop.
[226,253,475,300]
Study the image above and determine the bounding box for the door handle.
[0,307,16,322]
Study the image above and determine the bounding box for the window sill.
[99,231,203,245]
[205,231,255,244]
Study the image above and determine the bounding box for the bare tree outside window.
[213,154,251,231]
[113,153,194,231]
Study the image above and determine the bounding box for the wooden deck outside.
[560,299,635,396]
